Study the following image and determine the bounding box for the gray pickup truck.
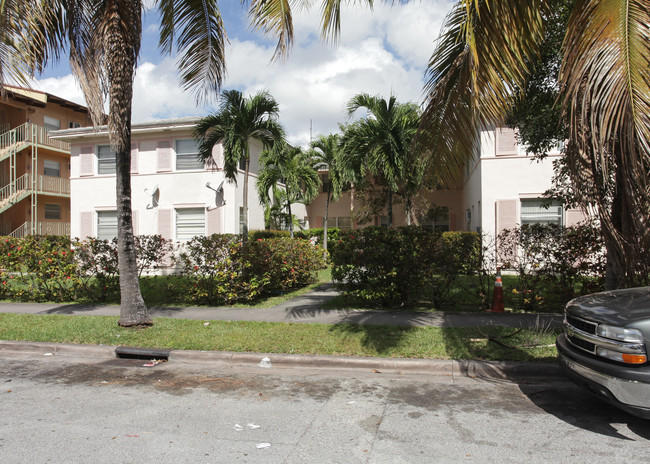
[556,287,650,419]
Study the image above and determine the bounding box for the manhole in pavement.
[98,358,167,368]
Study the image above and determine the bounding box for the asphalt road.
[1,354,649,463]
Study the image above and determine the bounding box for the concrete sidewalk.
[0,283,564,328]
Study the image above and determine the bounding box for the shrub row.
[329,223,607,311]
[174,235,326,305]
[0,235,173,302]
[497,223,605,311]
[331,227,481,307]
[0,234,326,304]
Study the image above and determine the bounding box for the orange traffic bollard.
[491,267,504,313]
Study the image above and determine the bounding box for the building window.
[97,145,116,175]
[238,157,246,171]
[420,208,450,232]
[44,203,61,220]
[97,211,118,240]
[176,208,205,241]
[320,173,331,194]
[43,160,61,177]
[175,139,203,170]
[239,207,246,235]
[43,116,60,132]
[520,199,563,226]
[334,216,352,229]
[434,213,450,232]
[69,122,81,129]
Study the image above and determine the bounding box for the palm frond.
[0,0,48,90]
[158,0,226,103]
[248,0,294,60]
[561,0,650,171]
[560,0,650,283]
[420,0,546,186]
[320,0,374,44]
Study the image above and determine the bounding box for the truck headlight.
[597,324,645,343]
[596,347,647,364]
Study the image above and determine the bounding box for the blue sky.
[33,1,453,147]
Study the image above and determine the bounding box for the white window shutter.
[496,199,518,233]
[207,208,221,235]
[565,208,587,227]
[211,143,223,169]
[80,146,94,176]
[79,211,93,239]
[449,212,457,231]
[158,209,173,240]
[157,141,172,172]
[496,128,518,156]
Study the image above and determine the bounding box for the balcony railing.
[38,175,70,195]
[0,174,70,205]
[0,122,70,153]
[38,221,71,236]
[8,221,71,238]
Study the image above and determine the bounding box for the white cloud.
[34,1,453,148]
[32,75,86,107]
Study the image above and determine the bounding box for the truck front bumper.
[557,334,650,419]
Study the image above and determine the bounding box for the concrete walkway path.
[0,283,564,329]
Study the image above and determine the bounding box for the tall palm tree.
[342,93,421,228]
[257,143,320,238]
[421,0,650,289]
[309,133,347,252]
[13,0,229,327]
[0,0,366,326]
[195,89,285,242]
[13,0,347,325]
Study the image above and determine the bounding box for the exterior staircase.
[0,173,31,214]
[0,123,72,236]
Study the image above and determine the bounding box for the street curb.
[0,340,563,381]
[0,340,116,359]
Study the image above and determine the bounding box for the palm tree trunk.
[404,193,411,226]
[323,188,331,255]
[286,184,294,238]
[242,148,250,242]
[350,183,356,229]
[387,189,393,228]
[106,2,151,327]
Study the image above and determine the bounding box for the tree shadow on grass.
[328,322,420,355]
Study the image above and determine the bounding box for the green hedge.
[173,235,327,305]
[331,227,481,306]
[0,234,326,305]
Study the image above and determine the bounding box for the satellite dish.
[145,185,159,209]
[206,180,226,207]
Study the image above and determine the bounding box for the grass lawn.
[0,312,560,363]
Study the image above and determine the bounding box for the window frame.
[43,115,61,132]
[520,198,564,227]
[97,145,116,175]
[44,203,61,220]
[175,139,204,171]
[175,207,206,242]
[97,210,118,240]
[43,159,61,177]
